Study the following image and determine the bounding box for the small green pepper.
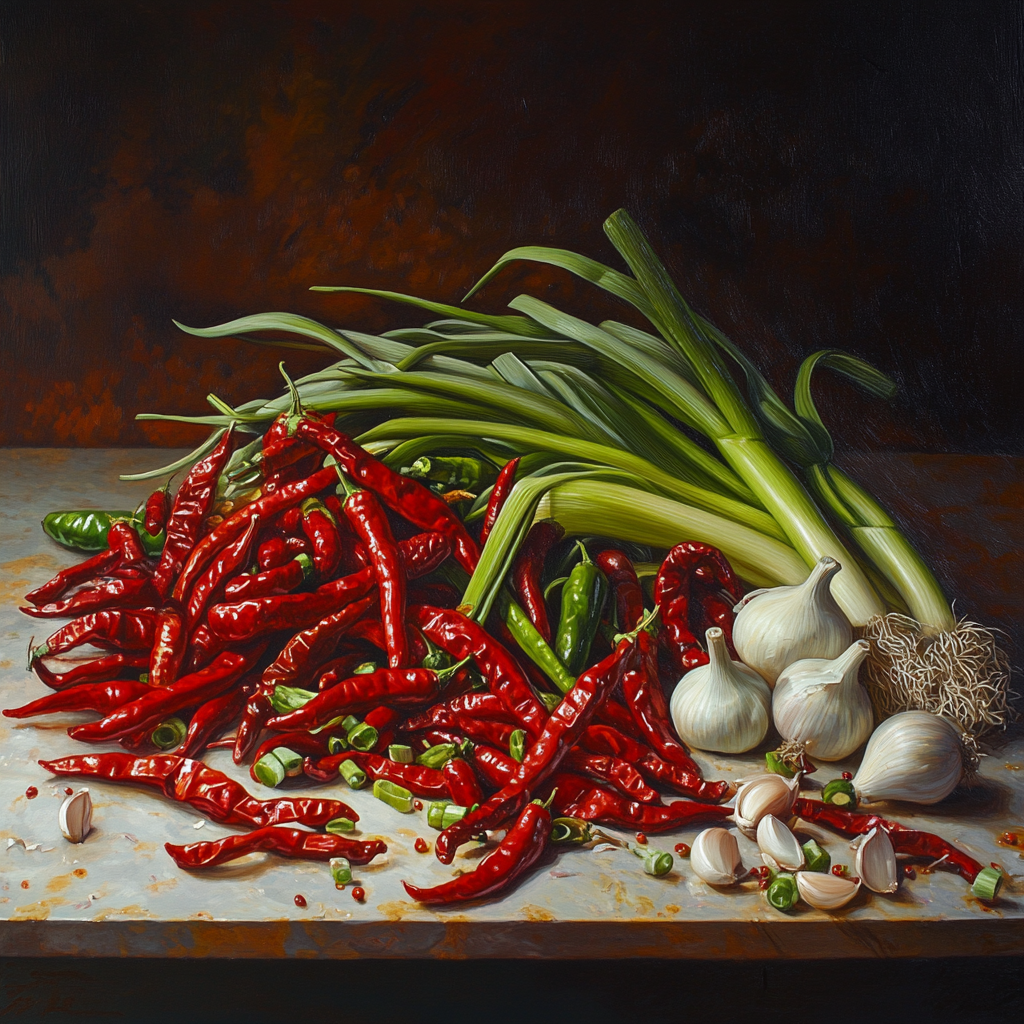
[553,542,608,677]
[43,509,164,557]
[766,873,799,912]
[407,456,497,493]
[822,779,858,809]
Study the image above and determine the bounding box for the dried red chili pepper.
[40,752,355,828]
[299,499,342,578]
[562,750,660,804]
[184,623,228,673]
[223,556,311,601]
[410,605,547,742]
[595,549,644,633]
[510,520,563,643]
[179,688,247,759]
[68,650,254,742]
[294,417,480,574]
[152,429,235,598]
[266,666,443,732]
[472,745,518,789]
[31,653,150,691]
[24,550,123,608]
[310,751,450,799]
[593,697,644,738]
[107,520,150,565]
[404,799,550,905]
[21,575,159,619]
[207,531,449,642]
[404,692,515,731]
[363,705,401,751]
[166,825,386,870]
[257,535,291,571]
[249,731,332,783]
[186,516,261,628]
[639,755,731,803]
[4,679,152,719]
[479,456,520,547]
[144,484,171,536]
[148,607,186,689]
[443,758,484,807]
[340,481,408,667]
[30,610,157,663]
[233,684,273,763]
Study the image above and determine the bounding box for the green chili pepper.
[766,873,799,912]
[43,510,164,557]
[553,542,608,677]
[765,751,796,777]
[802,839,831,873]
[407,456,497,493]
[822,779,858,809]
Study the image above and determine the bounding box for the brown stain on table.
[376,899,418,922]
[45,873,75,894]
[11,897,69,921]
[146,877,178,894]
[92,904,155,921]
[521,904,555,922]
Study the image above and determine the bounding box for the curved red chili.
[21,575,159,619]
[24,549,123,608]
[144,484,171,536]
[562,750,660,804]
[511,520,563,643]
[31,610,158,662]
[148,607,186,689]
[310,751,450,799]
[595,549,644,633]
[186,515,261,628]
[471,745,518,790]
[479,457,520,547]
[179,688,247,759]
[31,653,150,691]
[442,758,484,807]
[300,499,342,579]
[223,556,311,601]
[3,679,152,719]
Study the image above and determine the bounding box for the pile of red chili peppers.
[9,411,988,906]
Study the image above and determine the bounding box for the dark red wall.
[1,0,1021,452]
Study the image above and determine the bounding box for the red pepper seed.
[64,787,74,796]
[841,771,853,781]
[414,800,423,811]
[352,886,365,902]
[832,865,846,876]
[294,894,307,908]
[25,787,37,799]
[1000,832,1018,844]
[674,843,691,857]
[758,879,769,890]
[414,838,429,853]
[635,832,647,845]
[904,866,917,879]
[20,881,29,889]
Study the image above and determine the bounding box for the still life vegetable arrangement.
[8,209,1012,911]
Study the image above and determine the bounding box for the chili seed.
[25,787,37,799]
[294,894,307,908]
[64,787,74,796]
[73,868,87,878]
[832,865,846,876]
[904,866,917,880]
[674,843,691,857]
[20,881,29,889]
[414,838,429,853]
[999,832,1017,845]
[635,832,648,845]
[414,800,423,811]
[758,879,770,890]
[352,886,365,902]
[841,771,853,781]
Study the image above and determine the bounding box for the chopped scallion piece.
[339,759,367,789]
[272,747,304,778]
[822,779,858,809]
[426,801,451,830]
[347,722,378,752]
[330,857,352,886]
[766,873,799,912]
[326,817,356,834]
[971,866,1003,902]
[253,751,287,788]
[509,729,526,763]
[373,779,414,813]
[150,717,186,750]
[388,744,414,764]
[416,743,456,769]
[328,735,349,755]
[802,839,831,873]
[270,685,317,715]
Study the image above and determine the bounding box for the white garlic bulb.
[732,773,800,839]
[771,640,873,760]
[59,788,92,844]
[795,870,861,910]
[690,828,746,886]
[756,814,805,872]
[670,627,771,754]
[853,711,965,805]
[733,556,853,687]
[852,827,899,893]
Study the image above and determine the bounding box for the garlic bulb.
[690,828,745,886]
[59,788,92,844]
[733,773,800,839]
[853,711,966,805]
[795,870,861,910]
[670,627,771,754]
[756,814,805,872]
[733,557,853,687]
[852,827,899,893]
[771,640,873,760]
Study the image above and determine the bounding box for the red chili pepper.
[24,549,123,608]
[433,633,642,864]
[40,753,355,829]
[638,755,732,804]
[207,532,450,643]
[144,484,171,536]
[443,758,484,806]
[410,605,547,742]
[266,666,443,732]
[341,484,409,668]
[479,457,521,547]
[107,520,150,565]
[410,715,516,750]
[249,731,332,783]
[300,499,342,579]
[31,653,150,691]
[148,607,186,689]
[404,692,515,732]
[472,745,518,789]
[364,705,402,751]
[562,750,660,804]
[257,536,291,571]
[233,684,274,763]
[183,623,228,673]
[3,679,152,719]
[165,825,387,870]
[595,549,644,633]
[21,575,159,619]
[294,417,480,574]
[179,688,247,759]
[30,610,157,662]
[186,516,261,628]
[403,800,550,905]
[310,752,450,799]
[510,520,563,643]
[223,557,310,601]
[152,429,235,599]
[68,650,254,742]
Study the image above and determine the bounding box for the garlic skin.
[756,814,805,872]
[733,557,853,687]
[733,773,800,839]
[852,827,899,893]
[670,627,771,754]
[853,711,965,805]
[795,871,861,910]
[690,828,745,886]
[771,640,873,760]
[59,788,92,844]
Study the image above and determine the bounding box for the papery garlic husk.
[733,557,853,687]
[772,640,873,761]
[59,788,92,844]
[733,773,801,839]
[851,827,899,893]
[853,710,966,805]
[690,828,745,886]
[795,870,861,910]
[756,814,805,872]
[670,627,771,754]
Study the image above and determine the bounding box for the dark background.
[0,0,1021,453]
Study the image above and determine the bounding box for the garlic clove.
[756,814,805,872]
[852,827,899,893]
[795,870,861,910]
[733,773,800,839]
[690,828,745,886]
[59,788,92,844]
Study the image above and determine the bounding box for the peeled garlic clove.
[733,773,800,839]
[690,828,745,886]
[853,711,965,805]
[756,814,805,872]
[733,556,853,687]
[795,870,861,910]
[59,788,92,844]
[852,827,899,893]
